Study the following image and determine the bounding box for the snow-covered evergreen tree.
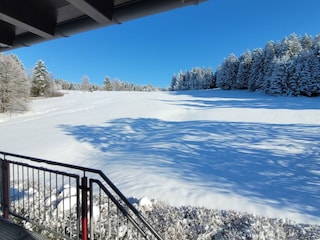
[236,49,252,89]
[31,60,56,97]
[263,41,277,86]
[297,58,312,96]
[248,48,264,91]
[170,67,214,91]
[171,74,178,91]
[280,33,302,58]
[301,34,313,52]
[309,38,320,96]
[102,76,113,91]
[267,57,290,95]
[216,54,239,90]
[0,54,30,113]
[290,56,305,96]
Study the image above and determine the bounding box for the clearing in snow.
[0,89,319,224]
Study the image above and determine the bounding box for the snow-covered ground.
[1,89,319,225]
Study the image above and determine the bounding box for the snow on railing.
[0,151,163,240]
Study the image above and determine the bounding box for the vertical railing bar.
[68,177,71,239]
[10,161,15,216]
[81,176,88,240]
[127,217,129,239]
[99,186,102,240]
[17,164,20,211]
[43,170,46,224]
[76,177,80,240]
[62,175,65,237]
[108,196,111,239]
[32,168,34,218]
[55,173,58,233]
[0,155,2,215]
[117,206,120,238]
[38,168,40,223]
[2,157,10,219]
[49,172,52,220]
[27,167,30,216]
[22,165,25,216]
[89,180,94,240]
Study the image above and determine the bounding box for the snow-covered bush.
[9,183,320,240]
[145,201,320,240]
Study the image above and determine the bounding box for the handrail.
[0,151,164,240]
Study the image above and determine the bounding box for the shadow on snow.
[167,90,320,110]
[59,118,320,218]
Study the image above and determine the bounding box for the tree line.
[0,55,160,114]
[55,76,160,92]
[2,33,319,113]
[171,33,320,97]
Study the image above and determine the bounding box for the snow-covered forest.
[172,33,320,96]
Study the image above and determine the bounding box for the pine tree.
[205,67,215,89]
[308,38,320,96]
[236,49,252,89]
[287,59,300,96]
[301,34,313,52]
[171,74,178,91]
[31,60,56,97]
[297,58,312,96]
[102,76,113,91]
[248,48,264,91]
[279,34,302,59]
[263,41,277,85]
[216,54,239,90]
[268,57,288,95]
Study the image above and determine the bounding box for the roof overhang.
[0,0,206,52]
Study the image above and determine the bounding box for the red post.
[81,176,88,240]
[1,159,9,219]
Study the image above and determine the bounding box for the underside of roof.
[0,0,206,52]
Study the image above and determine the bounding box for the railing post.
[1,158,10,219]
[81,176,88,240]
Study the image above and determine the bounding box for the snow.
[1,89,320,225]
[138,196,153,212]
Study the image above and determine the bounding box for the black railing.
[0,151,163,240]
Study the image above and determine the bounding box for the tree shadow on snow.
[167,90,320,110]
[59,118,320,218]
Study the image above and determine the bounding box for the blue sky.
[8,0,320,88]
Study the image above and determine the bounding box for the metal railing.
[0,151,163,240]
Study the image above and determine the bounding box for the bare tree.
[80,75,91,92]
[0,54,30,113]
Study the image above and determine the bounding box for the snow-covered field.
[1,89,319,225]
